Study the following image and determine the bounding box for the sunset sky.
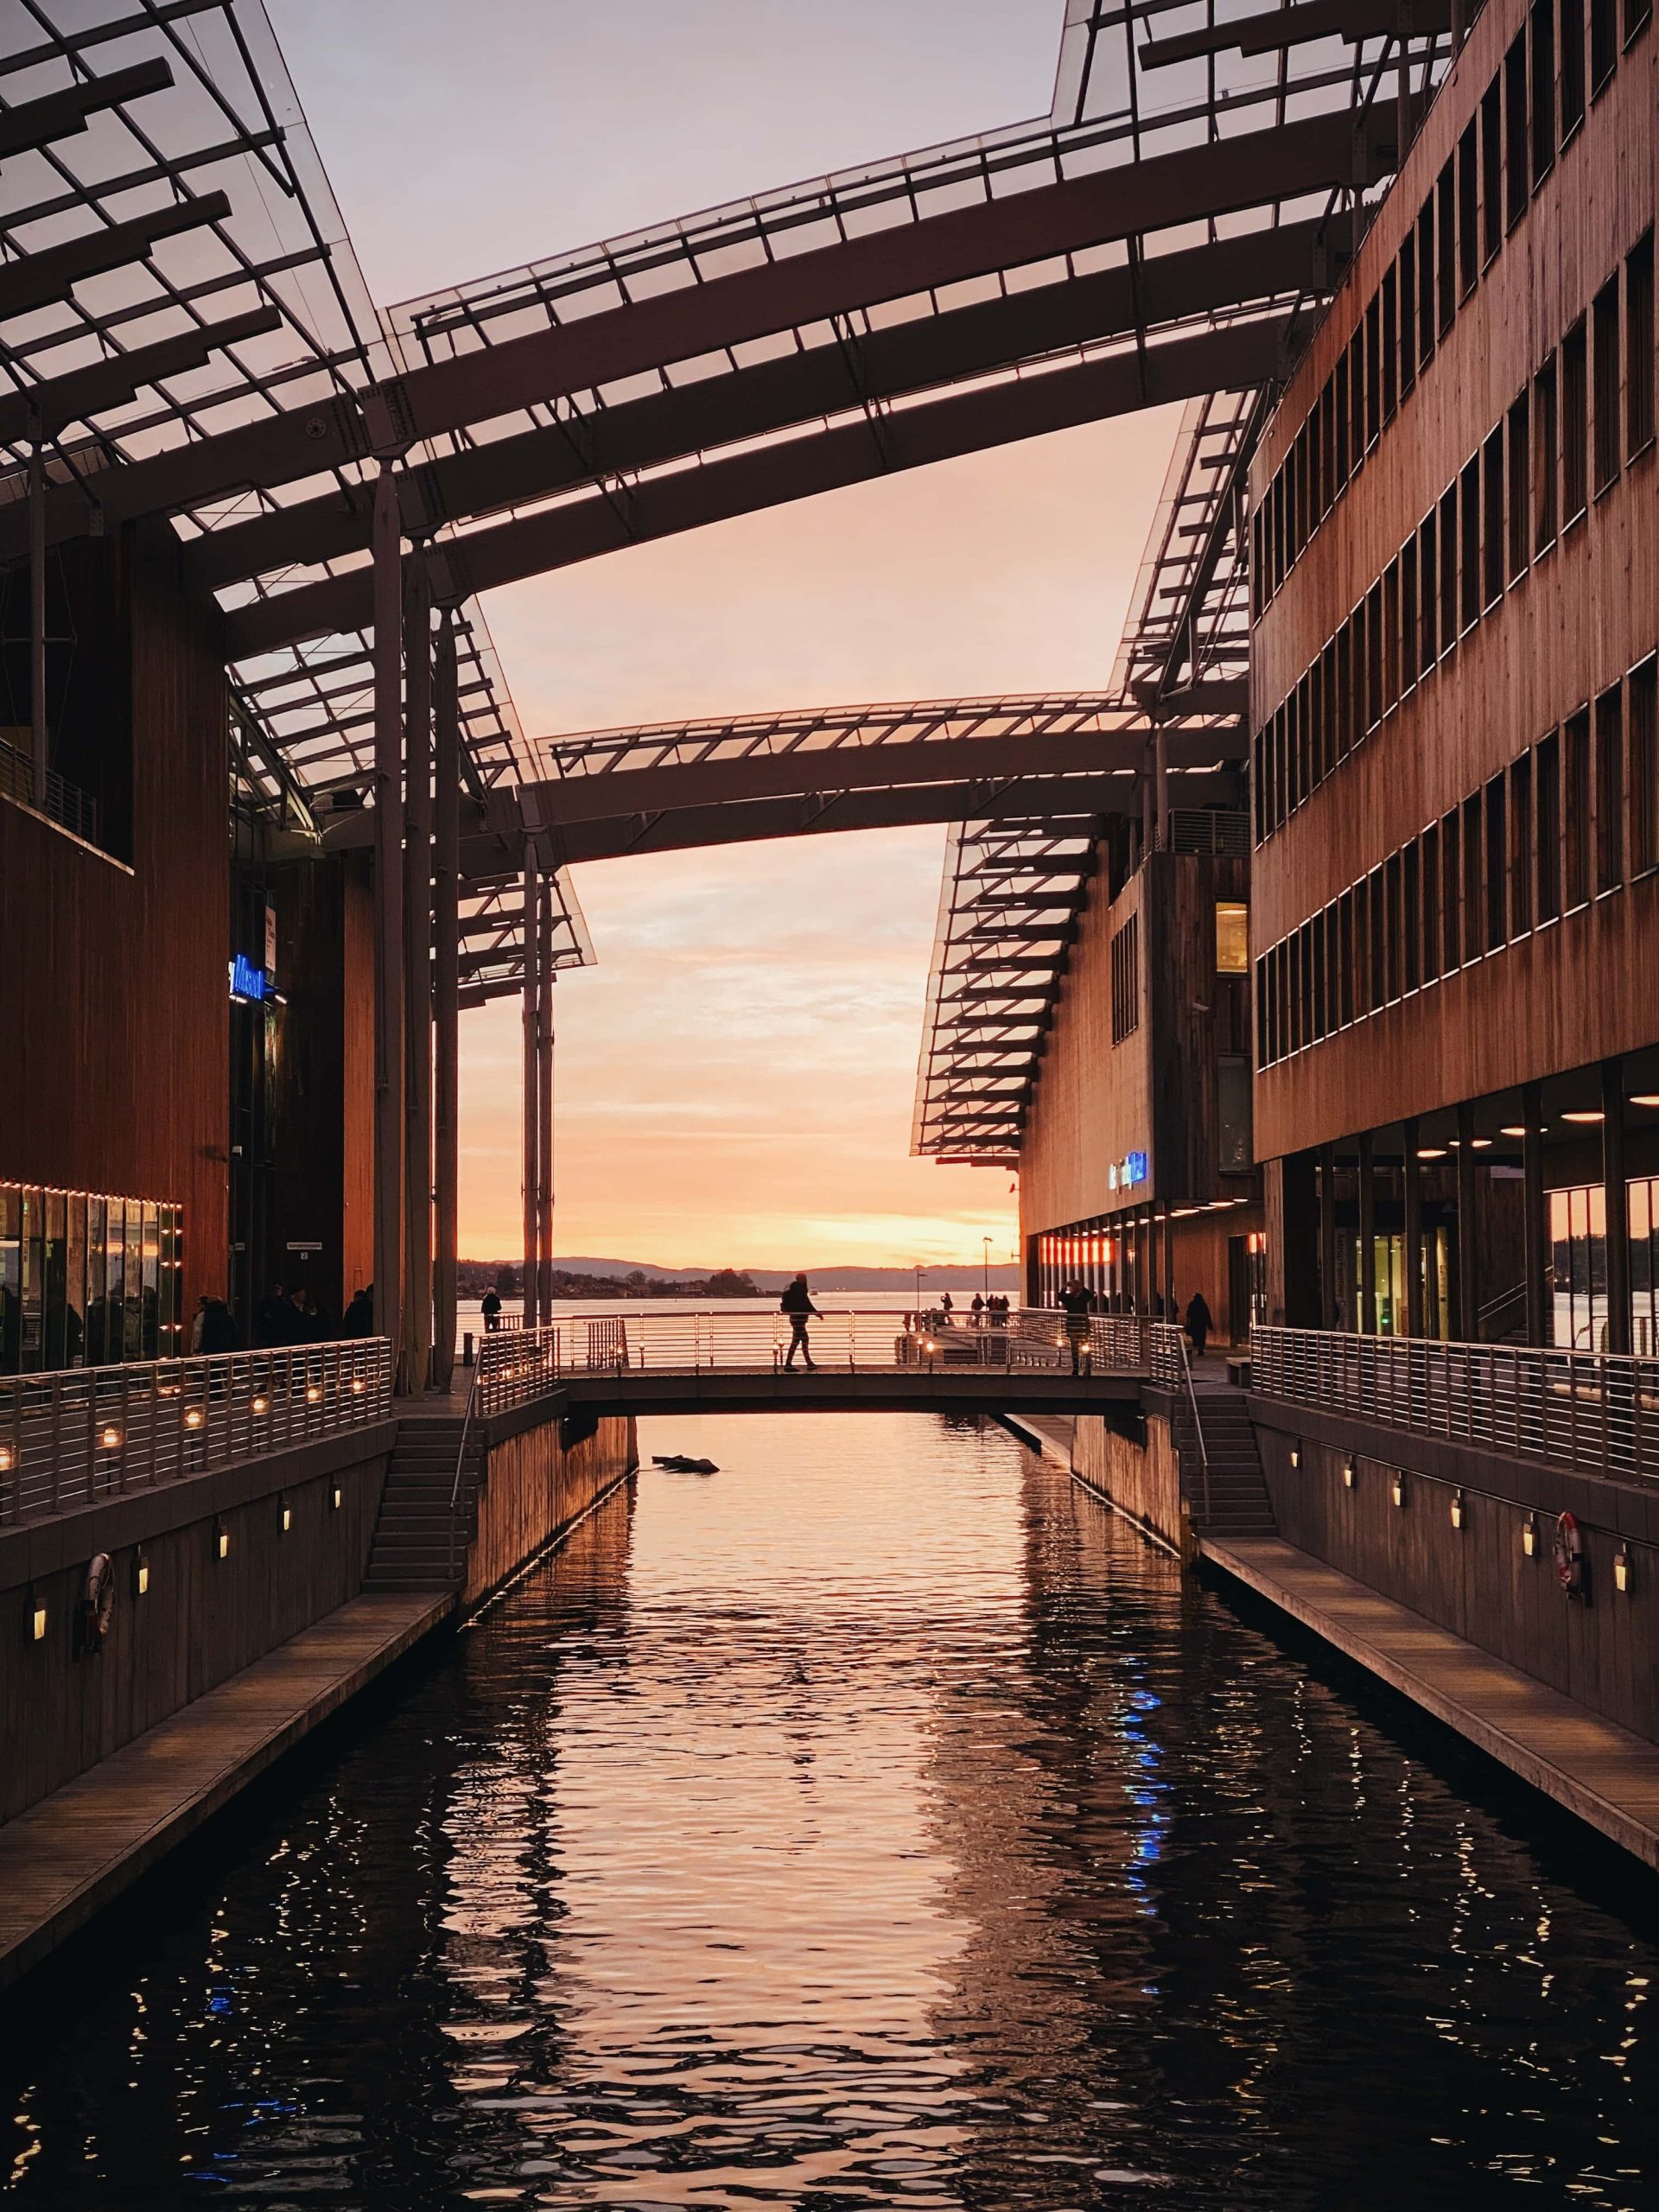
[269,0,1183,1268]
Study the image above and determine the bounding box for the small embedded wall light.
[215,1520,230,1561]
[1522,1513,1538,1558]
[1289,1446,1300,1469]
[133,1552,150,1598]
[280,1499,292,1534]
[1342,1460,1355,1489]
[183,1407,204,1430]
[1450,1489,1465,1529]
[0,1444,13,1473]
[1391,1472,1406,1509]
[250,1394,270,1416]
[29,1593,47,1643]
[331,1484,343,1511]
[99,1425,122,1450]
[1615,1548,1633,1593]
[305,1384,321,1404]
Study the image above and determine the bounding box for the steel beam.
[371,462,404,1375]
[0,189,232,322]
[185,218,1337,593]
[0,58,174,159]
[0,306,281,445]
[1144,0,1450,67]
[537,886,555,1321]
[227,315,1297,657]
[28,434,46,808]
[432,612,460,1393]
[9,105,1390,562]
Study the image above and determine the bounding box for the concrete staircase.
[1172,1383,1276,1537]
[363,1414,480,1592]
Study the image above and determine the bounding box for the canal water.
[5,1414,1659,2208]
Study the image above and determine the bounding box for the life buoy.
[1554,1511,1586,1599]
[79,1552,114,1653]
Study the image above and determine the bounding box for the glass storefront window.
[0,1184,180,1373]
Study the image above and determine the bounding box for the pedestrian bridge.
[470,1307,1152,1420]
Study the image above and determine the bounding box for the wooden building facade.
[1249,0,1659,1348]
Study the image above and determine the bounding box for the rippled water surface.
[6,1414,1659,2208]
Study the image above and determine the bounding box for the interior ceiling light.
[1500,1125,1529,1137]
[1471,1137,1492,1148]
[1630,1094,1659,1107]
[1562,1110,1605,1123]
[1417,1147,1447,1159]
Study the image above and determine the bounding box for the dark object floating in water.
[652,1453,720,1474]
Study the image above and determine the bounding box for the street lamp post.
[982,1236,992,1300]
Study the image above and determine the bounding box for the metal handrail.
[1153,1319,1211,1522]
[1251,1325,1659,1487]
[0,1337,394,1529]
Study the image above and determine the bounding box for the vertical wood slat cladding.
[0,522,228,1313]
[1249,0,1659,1153]
[1020,850,1253,1230]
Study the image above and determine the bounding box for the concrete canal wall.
[1069,1411,1188,1558]
[465,1411,638,1608]
[0,1427,394,1822]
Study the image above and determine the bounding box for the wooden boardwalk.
[1204,1535,1659,1870]
[0,1590,449,1992]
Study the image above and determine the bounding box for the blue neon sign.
[229,954,273,1003]
[1124,1149,1148,1186]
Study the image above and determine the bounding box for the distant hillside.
[461,1256,1021,1293]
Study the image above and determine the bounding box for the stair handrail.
[1175,1330,1211,1527]
[449,1366,479,1516]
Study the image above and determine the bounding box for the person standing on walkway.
[1058,1279,1093,1374]
[780,1274,821,1370]
[1185,1288,1213,1359]
[481,1287,503,1332]
[342,1286,373,1338]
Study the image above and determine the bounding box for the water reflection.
[3,1414,1658,2208]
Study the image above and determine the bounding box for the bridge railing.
[1251,1325,1659,1486]
[474,1306,1150,1413]
[0,1338,394,1528]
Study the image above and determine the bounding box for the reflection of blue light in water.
[207,1991,233,2017]
[1119,1681,1168,1893]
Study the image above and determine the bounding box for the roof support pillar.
[29,428,47,810]
[372,460,405,1378]
[537,882,556,1319]
[522,845,542,1329]
[432,610,461,1394]
[403,555,435,1393]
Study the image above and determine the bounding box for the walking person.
[1058,1278,1093,1374]
[780,1273,821,1370]
[1185,1287,1214,1360]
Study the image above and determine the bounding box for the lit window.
[1216,901,1250,975]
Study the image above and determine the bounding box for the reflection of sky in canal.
[5,1412,1659,2209]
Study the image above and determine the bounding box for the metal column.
[1602,1058,1631,1355]
[29,426,47,809]
[537,878,556,1317]
[1522,1081,1548,1346]
[403,557,434,1393]
[432,611,460,1393]
[371,461,404,1370]
[1402,1117,1425,1338]
[1454,1100,1478,1339]
[1357,1130,1376,1334]
[521,845,541,1329]
[1318,1142,1339,1329]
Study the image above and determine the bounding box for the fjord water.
[5,1415,1658,2208]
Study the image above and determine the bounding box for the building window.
[1504,34,1529,230]
[0,1184,181,1375]
[1591,0,1618,88]
[1531,0,1559,184]
[1561,0,1586,134]
[1217,1056,1252,1174]
[1596,682,1625,890]
[1630,657,1658,874]
[1481,79,1503,265]
[1215,901,1249,976]
[1593,274,1622,492]
[1534,353,1559,550]
[1563,316,1589,521]
[1110,913,1140,1046]
[1626,231,1655,455]
[1508,391,1531,581]
[1565,709,1592,906]
[1536,728,1563,921]
[1550,1185,1607,1351]
[1510,753,1534,934]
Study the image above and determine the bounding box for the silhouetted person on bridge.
[1059,1280,1093,1374]
[780,1274,821,1370]
[199,1295,237,1354]
[480,1288,503,1332]
[342,1286,373,1338]
[1185,1290,1213,1359]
